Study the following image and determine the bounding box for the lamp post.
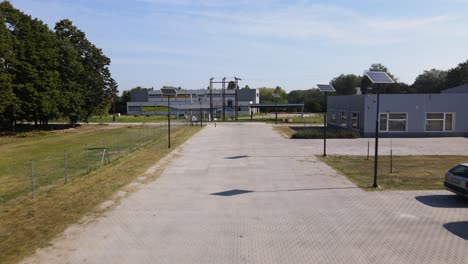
[363,71,395,188]
[272,93,280,124]
[198,92,207,127]
[249,101,253,120]
[160,88,177,148]
[317,84,336,157]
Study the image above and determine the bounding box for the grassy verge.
[291,127,360,139]
[273,126,296,138]
[88,115,170,123]
[319,155,468,190]
[0,126,202,264]
[51,115,173,123]
[0,124,180,207]
[220,114,324,124]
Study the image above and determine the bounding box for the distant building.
[327,85,468,137]
[127,89,260,118]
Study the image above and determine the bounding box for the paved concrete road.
[24,123,468,264]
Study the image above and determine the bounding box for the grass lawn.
[291,127,360,139]
[273,126,296,138]
[319,155,468,190]
[223,114,324,124]
[0,125,202,264]
[88,115,169,123]
[51,114,174,123]
[273,126,360,139]
[0,123,187,207]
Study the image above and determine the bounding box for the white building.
[127,89,260,119]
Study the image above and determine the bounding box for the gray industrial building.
[327,84,468,137]
[127,89,259,119]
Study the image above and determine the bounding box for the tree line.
[0,1,116,130]
[288,61,468,112]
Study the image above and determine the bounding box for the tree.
[445,59,468,89]
[0,2,16,129]
[109,78,118,121]
[241,85,250,90]
[412,69,447,93]
[1,1,61,127]
[288,89,324,112]
[227,81,236,90]
[330,74,361,95]
[274,86,288,104]
[121,90,131,103]
[55,19,112,122]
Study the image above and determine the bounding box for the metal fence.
[1,122,187,204]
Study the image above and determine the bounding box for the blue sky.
[8,0,468,92]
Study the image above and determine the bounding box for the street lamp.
[364,71,395,188]
[317,84,336,157]
[160,88,177,148]
[249,101,253,120]
[272,93,280,124]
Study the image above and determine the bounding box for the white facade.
[127,89,260,118]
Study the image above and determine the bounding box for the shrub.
[291,127,360,139]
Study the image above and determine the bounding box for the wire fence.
[0,122,187,205]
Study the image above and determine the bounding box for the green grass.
[0,125,202,264]
[142,106,169,112]
[291,127,360,139]
[0,123,187,208]
[319,155,468,190]
[87,115,169,123]
[220,113,324,124]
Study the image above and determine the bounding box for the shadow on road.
[444,222,468,240]
[415,195,468,208]
[211,187,359,197]
[224,155,250,159]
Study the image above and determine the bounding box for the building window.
[379,113,407,132]
[352,112,359,129]
[425,113,454,131]
[328,111,336,124]
[340,111,347,127]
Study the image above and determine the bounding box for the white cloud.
[172,4,465,45]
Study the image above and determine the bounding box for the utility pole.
[234,77,241,121]
[222,77,226,121]
[209,78,214,121]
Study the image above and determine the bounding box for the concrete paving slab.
[23,123,468,264]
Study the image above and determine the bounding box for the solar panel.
[272,93,280,98]
[364,71,395,84]
[317,84,336,92]
[160,88,178,96]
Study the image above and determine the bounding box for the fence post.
[390,149,393,173]
[139,127,141,143]
[64,150,68,184]
[117,134,120,157]
[30,160,35,197]
[366,140,370,160]
[129,131,132,148]
[85,144,89,172]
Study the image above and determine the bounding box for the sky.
[7,0,468,93]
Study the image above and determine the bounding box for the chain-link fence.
[0,122,187,204]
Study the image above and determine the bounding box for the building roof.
[441,84,468,94]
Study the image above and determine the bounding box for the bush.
[291,127,360,139]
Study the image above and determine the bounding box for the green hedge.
[291,127,360,139]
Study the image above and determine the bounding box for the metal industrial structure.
[127,83,259,121]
